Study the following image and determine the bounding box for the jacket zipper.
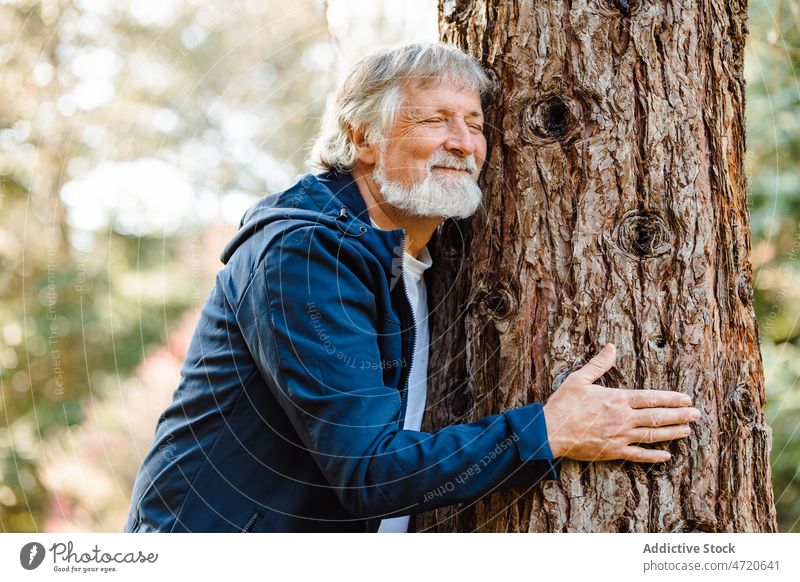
[396,230,416,429]
[367,230,416,534]
[242,511,263,532]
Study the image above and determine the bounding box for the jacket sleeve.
[235,224,560,520]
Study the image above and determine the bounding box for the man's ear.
[347,125,377,166]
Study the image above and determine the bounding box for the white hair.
[308,42,492,173]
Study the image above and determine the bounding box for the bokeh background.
[0,0,797,532]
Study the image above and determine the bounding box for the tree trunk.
[415,0,778,533]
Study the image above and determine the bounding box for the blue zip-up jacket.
[124,170,560,533]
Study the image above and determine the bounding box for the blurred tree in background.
[0,0,797,532]
[0,0,334,531]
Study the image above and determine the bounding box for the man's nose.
[443,118,479,157]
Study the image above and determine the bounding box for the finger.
[619,446,671,463]
[628,390,693,409]
[633,407,701,428]
[571,343,617,384]
[630,424,692,444]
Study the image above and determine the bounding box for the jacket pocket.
[242,510,264,533]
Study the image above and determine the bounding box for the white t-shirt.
[369,219,432,533]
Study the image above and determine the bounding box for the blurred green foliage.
[0,0,331,531]
[746,0,800,532]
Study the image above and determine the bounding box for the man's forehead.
[401,79,484,116]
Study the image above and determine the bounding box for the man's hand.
[542,343,700,463]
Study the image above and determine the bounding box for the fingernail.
[681,395,692,405]
[690,409,701,420]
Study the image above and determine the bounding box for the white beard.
[373,149,483,219]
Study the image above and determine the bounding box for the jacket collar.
[307,170,410,292]
[311,170,372,225]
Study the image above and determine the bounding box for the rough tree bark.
[415,0,778,532]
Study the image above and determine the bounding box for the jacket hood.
[219,171,379,265]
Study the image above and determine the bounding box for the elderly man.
[124,43,700,533]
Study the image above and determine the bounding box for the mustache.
[426,149,478,174]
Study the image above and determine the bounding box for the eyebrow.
[427,107,484,120]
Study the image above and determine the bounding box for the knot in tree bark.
[520,94,583,144]
[614,210,673,259]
